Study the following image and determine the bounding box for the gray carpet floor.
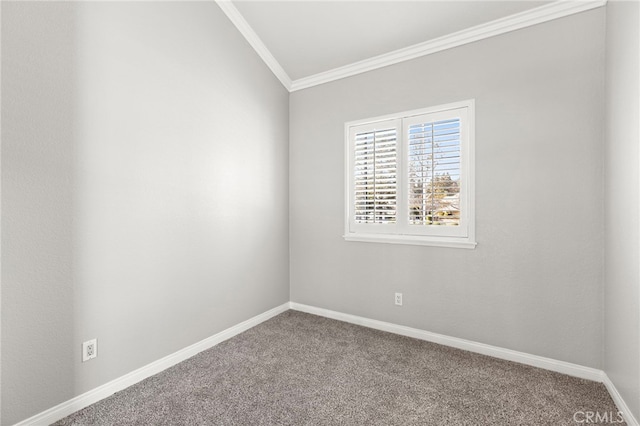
[54,310,623,425]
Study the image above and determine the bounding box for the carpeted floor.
[54,310,623,425]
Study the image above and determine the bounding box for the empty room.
[1,0,639,424]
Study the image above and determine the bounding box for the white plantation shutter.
[353,126,398,224]
[345,100,475,248]
[349,119,400,233]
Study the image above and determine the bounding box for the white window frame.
[344,99,476,249]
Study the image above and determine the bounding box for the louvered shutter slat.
[353,127,397,224]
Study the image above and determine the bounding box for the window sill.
[343,233,477,249]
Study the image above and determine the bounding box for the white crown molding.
[218,1,607,93]
[289,0,607,92]
[215,0,292,91]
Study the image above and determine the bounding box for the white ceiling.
[221,0,606,91]
[232,1,551,80]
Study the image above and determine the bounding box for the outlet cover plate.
[82,339,97,362]
[395,292,403,306]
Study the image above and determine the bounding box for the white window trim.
[344,99,476,249]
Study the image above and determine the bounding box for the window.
[344,100,476,248]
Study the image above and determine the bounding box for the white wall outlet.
[82,339,98,362]
[395,292,403,306]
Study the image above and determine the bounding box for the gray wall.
[290,9,606,368]
[1,2,289,424]
[604,0,640,421]
[4,2,637,424]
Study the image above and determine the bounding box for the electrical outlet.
[395,292,403,306]
[82,339,98,362]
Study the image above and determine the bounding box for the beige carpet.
[54,310,624,425]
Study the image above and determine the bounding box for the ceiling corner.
[215,0,292,92]
[218,0,607,94]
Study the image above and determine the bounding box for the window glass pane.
[408,118,461,226]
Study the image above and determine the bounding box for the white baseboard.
[13,303,290,426]
[290,302,603,381]
[602,374,640,426]
[13,301,639,426]
[290,302,640,426]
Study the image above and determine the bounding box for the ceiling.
[233,1,550,81]
[221,0,605,91]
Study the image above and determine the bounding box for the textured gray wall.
[3,2,633,424]
[290,10,605,369]
[1,2,289,424]
[604,0,640,421]
[2,4,77,423]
